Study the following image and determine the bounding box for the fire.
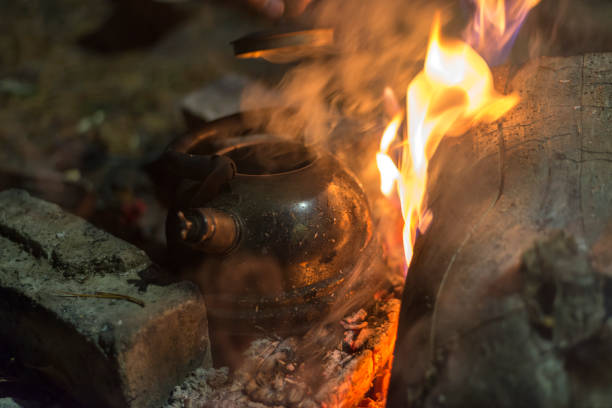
[376,9,528,266]
[376,112,403,196]
[465,0,541,64]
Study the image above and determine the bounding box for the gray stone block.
[0,398,22,408]
[0,189,211,408]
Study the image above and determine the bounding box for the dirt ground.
[0,0,271,158]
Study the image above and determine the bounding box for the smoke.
[241,0,612,150]
[232,1,455,361]
[240,0,458,149]
[214,0,612,372]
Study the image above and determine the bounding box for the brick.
[0,189,211,408]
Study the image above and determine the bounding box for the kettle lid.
[231,27,334,63]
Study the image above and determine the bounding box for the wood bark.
[388,53,612,408]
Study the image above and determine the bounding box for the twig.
[339,354,354,366]
[54,291,145,307]
[284,377,299,385]
[340,321,368,330]
[254,325,282,341]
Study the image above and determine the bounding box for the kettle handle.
[166,113,246,157]
[156,111,267,207]
[163,113,246,180]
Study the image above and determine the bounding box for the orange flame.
[377,13,521,266]
[376,112,403,196]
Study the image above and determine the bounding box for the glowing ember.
[376,0,540,267]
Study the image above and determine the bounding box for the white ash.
[164,367,230,408]
[164,299,398,408]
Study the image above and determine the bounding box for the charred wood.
[388,53,612,408]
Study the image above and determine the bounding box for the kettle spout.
[173,208,239,254]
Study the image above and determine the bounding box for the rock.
[0,398,23,408]
[0,189,212,408]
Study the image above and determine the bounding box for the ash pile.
[166,295,401,408]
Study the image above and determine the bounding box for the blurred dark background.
[0,0,287,261]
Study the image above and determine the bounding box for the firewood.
[351,328,374,351]
[340,320,368,330]
[344,309,368,324]
[388,53,612,408]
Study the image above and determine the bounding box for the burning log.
[388,52,612,407]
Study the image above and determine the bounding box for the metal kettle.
[161,113,374,333]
